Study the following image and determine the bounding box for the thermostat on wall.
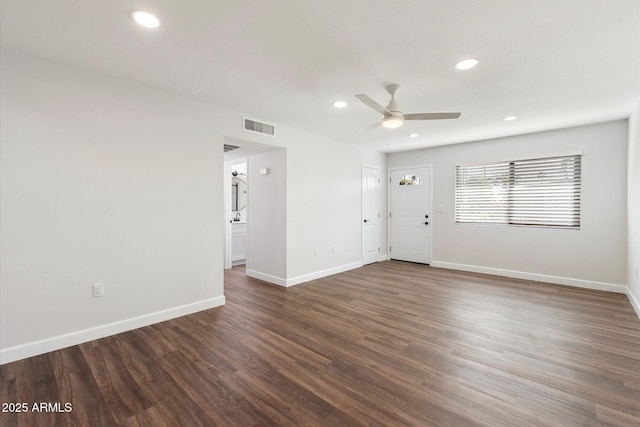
[259,168,270,175]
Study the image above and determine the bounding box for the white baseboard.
[246,269,288,287]
[430,261,628,294]
[286,261,363,287]
[627,288,640,319]
[378,254,390,262]
[248,262,364,287]
[0,296,225,365]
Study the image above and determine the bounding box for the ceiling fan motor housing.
[385,84,402,114]
[386,98,402,115]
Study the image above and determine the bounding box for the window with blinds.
[455,154,581,228]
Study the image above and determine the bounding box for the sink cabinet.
[231,222,247,265]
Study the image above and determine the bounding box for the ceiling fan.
[355,84,461,132]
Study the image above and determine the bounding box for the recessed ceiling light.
[454,58,479,70]
[132,10,160,28]
[332,101,347,108]
[409,133,419,138]
[503,116,518,121]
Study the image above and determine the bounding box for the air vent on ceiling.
[243,116,275,137]
[224,144,240,152]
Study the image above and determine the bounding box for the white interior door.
[362,166,381,265]
[390,167,431,264]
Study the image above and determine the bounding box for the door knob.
[424,221,429,225]
[425,214,429,219]
[364,219,370,223]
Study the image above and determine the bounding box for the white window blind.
[455,154,581,228]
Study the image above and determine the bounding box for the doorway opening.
[223,137,287,286]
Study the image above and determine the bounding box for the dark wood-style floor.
[1,261,639,426]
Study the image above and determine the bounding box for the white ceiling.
[1,0,638,153]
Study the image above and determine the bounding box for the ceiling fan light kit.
[382,116,404,128]
[355,84,461,132]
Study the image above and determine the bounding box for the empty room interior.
[1,1,639,426]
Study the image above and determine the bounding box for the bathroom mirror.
[231,175,247,212]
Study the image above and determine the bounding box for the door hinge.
[389,177,392,183]
[389,212,392,218]
[378,247,380,252]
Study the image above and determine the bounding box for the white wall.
[628,102,640,316]
[0,49,226,363]
[282,130,387,284]
[388,121,628,291]
[246,149,287,283]
[0,49,387,362]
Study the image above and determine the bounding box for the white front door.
[390,167,431,264]
[362,165,381,265]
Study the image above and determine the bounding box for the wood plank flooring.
[1,261,639,426]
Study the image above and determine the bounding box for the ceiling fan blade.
[359,121,381,133]
[404,112,461,120]
[355,94,390,115]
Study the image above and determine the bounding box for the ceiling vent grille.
[224,144,240,152]
[243,116,275,137]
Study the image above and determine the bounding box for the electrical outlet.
[332,245,337,253]
[93,283,104,298]
[313,249,318,256]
